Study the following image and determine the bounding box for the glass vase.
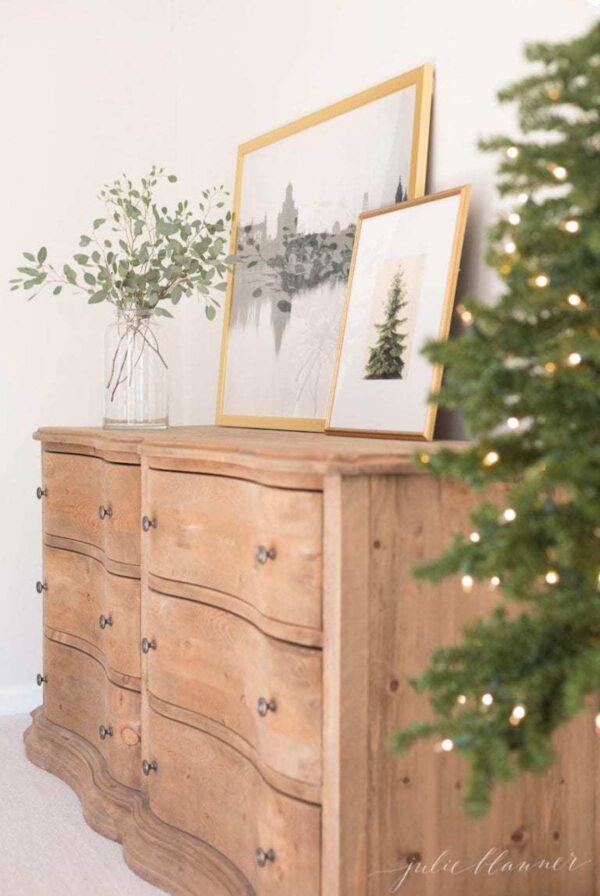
[104,308,168,429]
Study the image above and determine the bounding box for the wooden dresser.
[25,426,597,896]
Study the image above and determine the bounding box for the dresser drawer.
[145,589,321,792]
[145,708,321,896]
[43,452,140,566]
[44,546,140,686]
[43,638,141,789]
[145,470,322,630]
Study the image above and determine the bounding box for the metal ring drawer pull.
[36,673,47,686]
[98,725,113,740]
[142,515,157,532]
[141,637,157,654]
[99,614,113,629]
[256,545,276,565]
[98,505,113,520]
[36,486,48,500]
[35,581,47,594]
[257,697,277,717]
[142,759,158,776]
[256,848,276,868]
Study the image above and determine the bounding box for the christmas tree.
[395,21,600,817]
[365,267,408,379]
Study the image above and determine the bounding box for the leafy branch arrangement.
[10,166,233,322]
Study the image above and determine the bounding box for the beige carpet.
[0,714,162,895]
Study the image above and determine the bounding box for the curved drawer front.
[146,470,322,630]
[43,452,140,566]
[44,637,141,789]
[44,546,140,685]
[146,709,321,896]
[145,589,322,791]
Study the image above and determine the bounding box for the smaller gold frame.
[325,186,471,441]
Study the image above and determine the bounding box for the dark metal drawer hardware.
[256,545,276,565]
[255,848,276,868]
[98,725,113,740]
[142,759,158,776]
[98,505,113,520]
[141,637,157,654]
[99,614,113,629]
[36,486,48,500]
[35,581,47,594]
[257,697,277,717]
[36,673,47,686]
[142,515,157,532]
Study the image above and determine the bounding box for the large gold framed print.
[216,66,434,432]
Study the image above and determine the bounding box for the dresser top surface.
[34,425,466,475]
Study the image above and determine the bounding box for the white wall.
[0,0,595,713]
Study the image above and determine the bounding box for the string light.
[507,416,520,430]
[534,274,550,288]
[503,508,517,522]
[504,240,517,255]
[481,693,494,707]
[544,361,557,374]
[457,304,473,324]
[508,212,521,225]
[568,352,582,366]
[545,570,560,585]
[564,220,580,233]
[517,192,529,204]
[419,452,430,465]
[490,576,501,588]
[550,164,568,180]
[567,293,583,307]
[506,146,520,160]
[483,450,500,467]
[510,704,527,725]
[461,574,474,593]
[440,738,454,752]
[469,531,481,544]
[457,695,467,705]
[547,86,561,101]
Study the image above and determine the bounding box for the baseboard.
[0,685,40,716]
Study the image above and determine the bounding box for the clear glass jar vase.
[104,308,168,429]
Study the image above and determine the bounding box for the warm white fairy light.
[568,293,583,307]
[440,738,454,752]
[544,361,557,374]
[508,212,521,226]
[545,570,560,585]
[457,304,473,324]
[419,452,430,465]
[568,352,582,366]
[507,416,520,431]
[504,240,517,255]
[506,146,520,160]
[490,575,501,588]
[503,508,517,523]
[483,450,500,467]
[510,704,527,725]
[457,695,467,705]
[517,192,529,204]
[461,574,474,593]
[535,274,550,288]
[551,164,568,181]
[481,693,494,707]
[564,220,580,234]
[469,531,481,544]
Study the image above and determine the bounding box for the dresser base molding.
[24,708,253,896]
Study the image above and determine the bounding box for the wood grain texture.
[144,706,321,896]
[43,451,140,565]
[44,546,140,685]
[24,708,253,896]
[43,637,141,790]
[365,473,597,896]
[144,588,322,792]
[43,534,139,578]
[321,475,371,896]
[146,469,323,630]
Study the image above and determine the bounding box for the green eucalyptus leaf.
[167,175,177,183]
[88,290,107,303]
[93,218,106,229]
[80,235,92,247]
[18,267,40,277]
[63,264,77,284]
[153,306,174,317]
[23,252,36,262]
[205,304,216,321]
[37,247,47,263]
[74,254,89,265]
[53,285,63,295]
[83,272,96,286]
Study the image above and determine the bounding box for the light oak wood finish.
[145,469,323,631]
[144,588,322,793]
[43,637,141,790]
[28,426,597,896]
[144,707,321,896]
[44,546,140,688]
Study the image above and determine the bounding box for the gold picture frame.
[216,65,434,432]
[326,186,471,440]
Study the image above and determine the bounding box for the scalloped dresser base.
[24,708,253,896]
